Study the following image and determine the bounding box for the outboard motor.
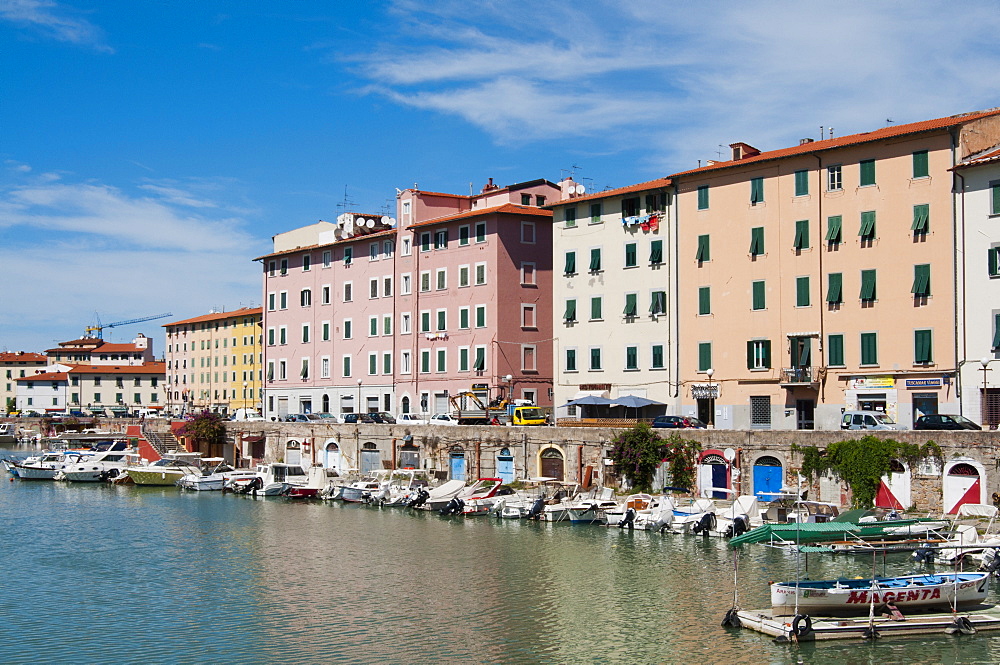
[439,497,464,515]
[981,547,1000,574]
[407,488,430,508]
[726,514,749,538]
[692,512,717,536]
[618,507,637,529]
[526,497,546,520]
[912,542,936,564]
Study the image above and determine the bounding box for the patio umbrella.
[559,395,616,407]
[611,395,664,408]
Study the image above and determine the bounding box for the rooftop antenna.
[716,145,725,160]
[335,185,356,214]
[829,127,834,139]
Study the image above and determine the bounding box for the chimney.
[730,142,761,161]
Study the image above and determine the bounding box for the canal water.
[4,448,1000,664]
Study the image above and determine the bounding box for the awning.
[573,390,609,399]
[785,331,820,338]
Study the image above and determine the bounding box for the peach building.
[671,109,1000,430]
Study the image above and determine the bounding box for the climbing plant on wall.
[609,423,664,493]
[661,433,701,493]
[793,436,943,509]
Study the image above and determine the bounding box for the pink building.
[258,178,559,419]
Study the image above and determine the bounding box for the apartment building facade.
[1,351,48,412]
[547,177,678,420]
[672,108,1000,430]
[15,362,166,416]
[163,307,263,416]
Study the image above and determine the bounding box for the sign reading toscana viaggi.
[905,378,943,389]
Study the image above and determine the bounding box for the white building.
[0,352,48,413]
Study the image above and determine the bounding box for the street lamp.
[981,357,992,428]
[503,374,513,403]
[706,368,716,428]
[357,378,363,414]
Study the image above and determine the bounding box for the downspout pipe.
[951,128,964,415]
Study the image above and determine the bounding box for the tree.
[177,410,227,455]
[608,423,665,493]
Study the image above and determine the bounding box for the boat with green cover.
[729,518,947,547]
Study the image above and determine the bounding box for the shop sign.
[691,384,719,399]
[850,376,895,389]
[905,378,942,389]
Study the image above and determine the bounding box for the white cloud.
[0,0,113,52]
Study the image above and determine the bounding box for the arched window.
[401,396,410,414]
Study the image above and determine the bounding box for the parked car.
[913,414,982,430]
[369,412,396,424]
[840,410,898,430]
[429,413,460,426]
[651,415,707,429]
[285,414,310,422]
[342,413,376,424]
[396,413,429,425]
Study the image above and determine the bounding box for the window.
[622,197,640,217]
[279,327,287,345]
[912,204,929,235]
[649,239,663,265]
[300,289,311,307]
[267,328,275,345]
[750,395,771,429]
[589,248,602,272]
[913,150,929,178]
[369,278,379,299]
[302,254,311,271]
[434,229,448,249]
[369,316,379,337]
[698,286,711,315]
[459,307,470,329]
[914,329,933,364]
[321,357,330,378]
[521,262,536,285]
[475,222,486,243]
[859,211,876,240]
[750,177,764,204]
[280,259,288,275]
[420,271,430,292]
[827,165,843,191]
[268,260,276,277]
[794,169,809,196]
[522,304,536,328]
[521,193,531,205]
[993,181,1000,215]
[650,290,666,316]
[400,313,410,335]
[698,342,712,372]
[747,340,771,369]
[565,208,577,227]
[826,215,842,244]
[301,324,310,343]
[590,203,602,223]
[697,185,709,210]
[827,272,843,304]
[420,350,430,374]
[420,311,431,333]
[564,299,577,323]
[624,243,637,268]
[749,227,764,256]
[565,348,577,372]
[343,282,353,302]
[796,276,810,307]
[420,232,431,252]
[322,250,331,267]
[564,251,576,275]
[343,319,353,339]
[521,221,535,243]
[401,273,412,295]
[793,220,809,250]
[322,322,330,341]
[860,269,877,302]
[436,309,447,331]
[625,345,638,370]
[475,263,486,285]
[651,344,664,369]
[401,237,412,256]
[301,358,310,380]
[522,345,536,371]
[343,356,352,377]
[279,291,287,309]
[990,246,1000,277]
[473,347,486,371]
[993,313,1000,349]
[436,268,447,290]
[475,305,486,328]
[383,277,392,297]
[912,264,931,297]
[623,293,638,318]
[321,286,330,304]
[860,332,878,365]
[367,353,377,376]
[383,315,392,336]
[343,247,352,265]
[369,243,379,261]
[455,347,468,372]
[827,334,845,366]
[696,235,710,263]
[436,349,446,373]
[267,293,276,311]
[278,361,286,380]
[752,280,766,310]
[860,159,876,186]
[384,240,393,258]
[590,296,603,321]
[589,347,602,370]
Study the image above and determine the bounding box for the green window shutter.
[752,280,766,310]
[697,185,709,210]
[911,204,929,233]
[912,150,929,178]
[911,264,930,297]
[993,314,1000,349]
[591,297,602,320]
[993,183,1000,215]
[695,235,709,262]
[624,293,637,317]
[625,243,637,267]
[652,345,664,368]
[476,307,485,327]
[698,287,711,315]
[859,211,876,239]
[437,310,446,331]
[825,215,842,243]
[793,220,809,250]
[460,309,469,329]
[798,339,811,367]
[827,272,843,304]
[589,248,602,272]
[914,330,932,364]
[750,227,764,256]
[565,349,576,372]
[794,170,809,196]
[796,276,810,307]
[590,203,601,223]
[564,299,577,322]
[590,348,601,370]
[990,248,1000,277]
[649,240,663,264]
[369,355,377,375]
[626,346,638,370]
[650,291,666,315]
[750,178,764,204]
[420,352,430,373]
[762,339,771,368]
[473,348,485,371]
[828,334,844,366]
[698,343,712,372]
[564,251,576,275]
[860,159,876,186]
[420,312,430,332]
[860,269,876,301]
[861,332,878,365]
[746,341,754,369]
[459,348,469,372]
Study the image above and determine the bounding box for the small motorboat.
[9,451,87,480]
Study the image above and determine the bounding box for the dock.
[736,606,1000,641]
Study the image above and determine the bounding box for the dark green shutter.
[861,333,878,365]
[860,269,876,300]
[697,185,709,210]
[564,251,576,275]
[793,220,809,250]
[698,287,710,315]
[649,240,663,264]
[750,227,764,256]
[859,211,876,239]
[563,299,576,321]
[623,294,637,317]
[589,248,601,272]
[626,346,638,370]
[650,291,666,315]
[746,341,754,369]
[993,314,1000,349]
[625,243,637,267]
[698,342,712,372]
[914,330,932,364]
[794,170,809,196]
[913,151,929,178]
[652,345,664,368]
[473,349,485,371]
[752,281,765,310]
[828,334,844,366]
[762,340,771,368]
[750,178,764,204]
[911,204,929,233]
[826,215,842,243]
[993,184,1000,215]
[991,248,1000,277]
[695,235,709,262]
[591,348,601,370]
[860,159,876,186]
[566,349,576,372]
[798,339,811,367]
[911,264,930,297]
[827,273,843,303]
[796,276,810,307]
[591,297,602,320]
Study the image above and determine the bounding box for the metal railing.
[780,367,814,384]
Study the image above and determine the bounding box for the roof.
[164,306,263,328]
[68,362,166,375]
[407,202,552,230]
[671,107,1000,179]
[15,371,68,382]
[954,146,1000,170]
[253,228,396,261]
[46,341,146,354]
[546,177,673,208]
[0,352,47,362]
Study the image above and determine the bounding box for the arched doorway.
[323,439,340,472]
[450,449,467,481]
[944,460,983,514]
[285,440,302,468]
[360,442,381,475]
[699,452,729,499]
[401,396,410,414]
[496,447,515,484]
[876,460,910,510]
[540,447,564,481]
[399,443,419,469]
[321,394,330,413]
[752,455,783,501]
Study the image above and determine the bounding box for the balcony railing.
[780,366,815,385]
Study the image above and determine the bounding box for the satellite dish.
[723,448,736,462]
[575,184,586,195]
[332,228,341,239]
[387,217,397,227]
[365,218,375,228]
[380,216,391,226]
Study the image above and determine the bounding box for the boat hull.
[127,469,187,486]
[12,465,61,480]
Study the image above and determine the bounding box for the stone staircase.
[142,425,181,456]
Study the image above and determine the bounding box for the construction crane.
[85,312,172,338]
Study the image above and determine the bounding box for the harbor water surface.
[4,447,1000,664]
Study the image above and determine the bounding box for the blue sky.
[2,0,1000,353]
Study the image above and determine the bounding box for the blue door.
[497,449,514,484]
[753,456,783,500]
[711,464,728,499]
[450,452,467,481]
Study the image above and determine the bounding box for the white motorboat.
[10,451,88,480]
[565,487,619,524]
[60,440,133,482]
[0,422,18,444]
[410,479,467,511]
[177,458,258,491]
[125,453,203,486]
[228,463,308,496]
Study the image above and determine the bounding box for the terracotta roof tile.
[68,362,166,375]
[0,352,48,362]
[254,229,397,261]
[15,371,68,382]
[954,146,1000,169]
[164,307,263,327]
[545,177,672,208]
[406,203,551,229]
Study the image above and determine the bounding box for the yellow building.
[163,307,262,416]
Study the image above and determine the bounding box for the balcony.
[780,366,817,387]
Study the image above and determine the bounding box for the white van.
[232,408,266,422]
[841,410,898,430]
[135,408,164,419]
